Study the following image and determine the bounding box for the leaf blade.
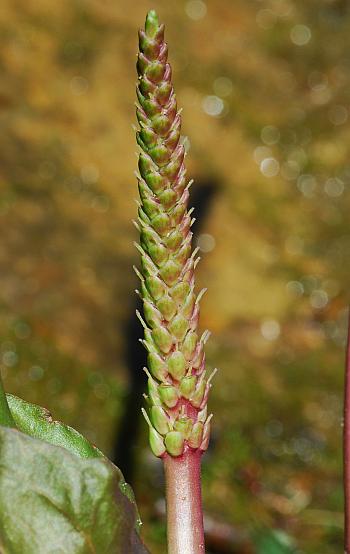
[0,426,148,554]
[6,393,103,459]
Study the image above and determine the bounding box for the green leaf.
[0,426,149,553]
[0,376,16,428]
[6,393,103,459]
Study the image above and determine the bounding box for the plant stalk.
[164,449,205,554]
[344,307,350,553]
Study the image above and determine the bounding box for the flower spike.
[135,10,214,458]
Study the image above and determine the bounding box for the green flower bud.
[174,416,193,439]
[182,331,198,360]
[139,127,157,148]
[141,230,168,265]
[158,384,179,408]
[136,57,148,79]
[138,206,151,224]
[139,76,156,97]
[166,229,183,250]
[155,82,172,106]
[149,144,170,165]
[168,314,189,342]
[151,406,170,435]
[142,97,161,117]
[151,213,171,236]
[145,10,160,38]
[145,61,165,84]
[159,258,182,285]
[170,199,186,225]
[175,240,191,265]
[136,107,148,127]
[139,30,159,59]
[190,378,206,408]
[157,188,177,209]
[165,126,181,150]
[156,295,177,321]
[145,274,166,300]
[141,198,161,221]
[182,291,195,319]
[165,431,184,457]
[162,150,183,180]
[145,171,166,193]
[188,422,204,449]
[142,408,166,457]
[167,351,186,380]
[170,281,190,304]
[138,153,154,177]
[179,375,196,399]
[140,253,156,278]
[148,351,168,381]
[146,374,161,406]
[143,300,162,328]
[143,327,155,350]
[138,177,155,202]
[152,114,172,136]
[152,326,173,354]
[140,280,150,302]
[149,427,166,457]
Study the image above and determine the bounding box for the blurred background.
[0,0,349,552]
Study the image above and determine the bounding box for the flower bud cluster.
[135,10,215,458]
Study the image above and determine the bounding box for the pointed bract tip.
[145,10,159,37]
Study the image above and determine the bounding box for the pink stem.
[344,307,350,553]
[163,448,205,554]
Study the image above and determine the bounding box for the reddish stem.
[163,448,205,554]
[344,307,350,553]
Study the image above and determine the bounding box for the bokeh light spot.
[197,233,216,253]
[202,95,224,117]
[260,319,281,341]
[70,76,89,95]
[2,351,18,367]
[213,76,233,97]
[329,105,348,125]
[290,24,311,46]
[286,281,304,296]
[261,125,280,145]
[185,0,207,20]
[310,290,328,309]
[324,177,344,198]
[308,71,328,91]
[260,157,280,177]
[14,321,31,340]
[28,365,45,381]
[297,174,317,197]
[253,146,272,164]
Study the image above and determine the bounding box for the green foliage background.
[0,0,349,552]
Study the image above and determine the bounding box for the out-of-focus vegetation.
[0,0,349,552]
